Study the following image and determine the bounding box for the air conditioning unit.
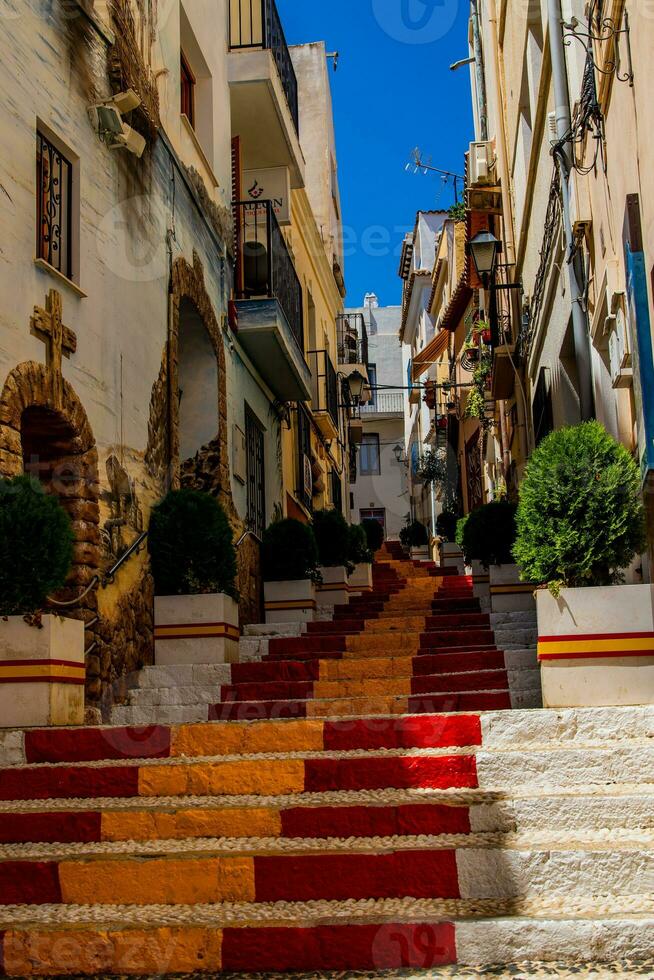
[608,307,633,389]
[469,141,493,186]
[303,454,313,499]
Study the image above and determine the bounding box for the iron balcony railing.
[336,313,369,367]
[307,349,339,429]
[234,200,304,353]
[229,0,299,134]
[361,391,405,415]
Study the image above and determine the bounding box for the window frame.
[36,125,79,284]
[180,50,196,129]
[359,433,381,476]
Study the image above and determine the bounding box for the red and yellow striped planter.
[0,615,85,728]
[536,585,654,707]
[154,594,240,666]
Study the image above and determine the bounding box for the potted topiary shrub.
[0,475,83,728]
[262,518,319,623]
[457,501,533,612]
[313,508,353,606]
[400,519,430,561]
[361,517,384,556]
[513,421,649,708]
[436,510,465,572]
[348,523,374,594]
[148,489,239,665]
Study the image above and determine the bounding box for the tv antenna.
[405,147,465,203]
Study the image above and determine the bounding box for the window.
[36,129,73,280]
[296,405,313,510]
[367,363,377,406]
[533,368,554,445]
[360,434,381,476]
[245,406,265,538]
[330,469,343,513]
[180,51,196,128]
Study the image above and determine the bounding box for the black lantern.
[469,230,501,288]
[347,369,367,405]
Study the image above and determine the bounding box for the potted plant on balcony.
[0,475,85,728]
[513,421,649,708]
[348,523,374,594]
[456,501,528,610]
[149,490,239,664]
[473,320,493,346]
[400,519,430,561]
[313,508,353,606]
[262,518,319,623]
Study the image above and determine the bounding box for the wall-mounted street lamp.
[347,369,367,405]
[468,230,502,288]
[393,444,408,465]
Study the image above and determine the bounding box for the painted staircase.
[0,548,653,974]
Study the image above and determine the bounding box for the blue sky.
[279,0,474,307]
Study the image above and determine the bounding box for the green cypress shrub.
[262,518,319,582]
[457,501,518,567]
[436,510,459,541]
[348,524,372,566]
[148,489,237,596]
[0,475,74,616]
[399,520,429,549]
[513,421,646,594]
[312,509,352,568]
[361,517,384,554]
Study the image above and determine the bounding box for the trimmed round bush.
[312,509,351,568]
[361,517,384,554]
[262,518,319,582]
[348,524,372,566]
[436,510,458,541]
[400,520,429,549]
[0,475,74,616]
[148,489,237,596]
[457,501,517,567]
[513,421,646,591]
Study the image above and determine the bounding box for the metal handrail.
[236,528,263,549]
[47,530,149,608]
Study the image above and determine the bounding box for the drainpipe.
[547,0,594,421]
[470,0,488,142]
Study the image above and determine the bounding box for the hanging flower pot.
[424,386,437,409]
[436,416,448,430]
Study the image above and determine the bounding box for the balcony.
[337,313,369,367]
[229,0,304,188]
[307,348,339,441]
[361,392,405,417]
[234,200,310,401]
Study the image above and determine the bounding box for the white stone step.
[470,789,654,834]
[109,704,207,725]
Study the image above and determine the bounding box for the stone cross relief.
[30,288,77,409]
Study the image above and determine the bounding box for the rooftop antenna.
[326,51,339,71]
[405,147,465,203]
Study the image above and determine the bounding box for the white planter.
[0,615,85,728]
[440,542,466,575]
[154,593,240,665]
[490,563,535,613]
[410,546,430,561]
[468,560,490,601]
[264,579,316,624]
[316,565,349,607]
[537,584,654,708]
[349,562,373,594]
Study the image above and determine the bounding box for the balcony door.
[245,406,265,538]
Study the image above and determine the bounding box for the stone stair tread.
[4,827,654,861]
[2,895,654,929]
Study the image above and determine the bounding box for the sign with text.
[243,167,291,225]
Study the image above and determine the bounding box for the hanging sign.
[243,167,291,225]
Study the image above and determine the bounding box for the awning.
[412,329,450,381]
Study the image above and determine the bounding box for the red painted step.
[280,801,471,838]
[220,922,457,972]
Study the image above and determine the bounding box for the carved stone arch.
[0,361,101,695]
[170,250,231,509]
